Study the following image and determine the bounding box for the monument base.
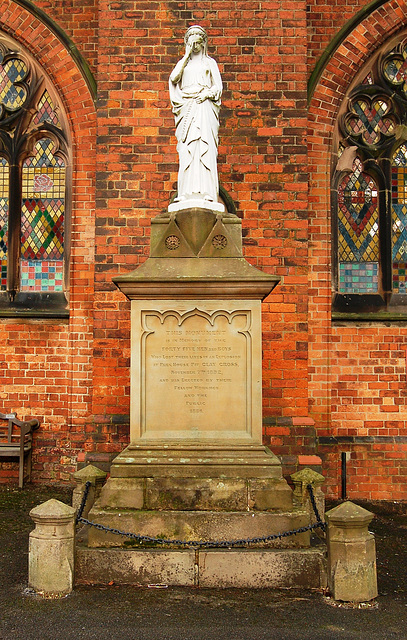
[76,544,327,589]
[98,443,293,511]
[84,202,326,589]
[86,504,310,548]
[168,197,225,214]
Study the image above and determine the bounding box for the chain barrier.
[307,482,326,529]
[76,481,326,548]
[75,480,91,524]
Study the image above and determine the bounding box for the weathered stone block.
[86,506,311,549]
[109,443,284,479]
[145,477,248,511]
[75,545,327,589]
[29,499,75,596]
[99,477,144,509]
[198,548,327,589]
[248,478,293,511]
[72,464,107,517]
[326,501,378,602]
[76,547,196,586]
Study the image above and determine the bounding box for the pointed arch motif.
[309,0,407,316]
[0,35,69,304]
[0,1,96,315]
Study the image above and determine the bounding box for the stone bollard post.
[29,499,76,596]
[291,467,325,524]
[325,501,378,602]
[72,464,107,518]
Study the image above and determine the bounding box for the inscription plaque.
[130,300,263,442]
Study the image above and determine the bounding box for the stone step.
[100,443,293,511]
[110,443,284,478]
[75,544,327,589]
[99,475,293,511]
[85,505,311,549]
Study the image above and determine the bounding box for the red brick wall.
[1,0,311,484]
[308,0,407,499]
[321,326,407,500]
[1,1,96,483]
[31,0,99,77]
[1,0,406,500]
[93,0,310,423]
[307,0,375,77]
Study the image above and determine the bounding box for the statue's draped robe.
[170,55,222,202]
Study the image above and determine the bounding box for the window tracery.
[333,34,407,313]
[0,37,69,311]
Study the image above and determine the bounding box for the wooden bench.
[0,412,40,488]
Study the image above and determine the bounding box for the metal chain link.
[307,483,326,530]
[76,480,326,548]
[75,480,91,524]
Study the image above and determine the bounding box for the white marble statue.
[169,25,223,211]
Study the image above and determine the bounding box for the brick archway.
[308,0,407,499]
[0,0,97,482]
[0,1,95,143]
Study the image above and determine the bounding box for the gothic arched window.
[332,35,407,315]
[0,37,70,314]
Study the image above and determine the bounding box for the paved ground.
[0,485,406,640]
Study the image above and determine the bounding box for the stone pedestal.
[72,464,107,517]
[96,208,290,523]
[83,207,320,582]
[29,499,75,596]
[99,444,292,512]
[291,467,326,525]
[326,501,378,602]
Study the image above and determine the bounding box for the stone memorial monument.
[84,30,318,573]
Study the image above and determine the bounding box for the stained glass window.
[32,91,61,128]
[0,38,69,309]
[20,139,65,292]
[334,34,407,312]
[383,44,407,98]
[0,55,28,111]
[362,73,374,85]
[338,159,379,293]
[344,98,395,146]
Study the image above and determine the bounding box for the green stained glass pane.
[339,262,379,293]
[20,259,63,292]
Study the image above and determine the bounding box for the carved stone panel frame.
[130,299,263,444]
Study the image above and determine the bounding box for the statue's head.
[185,25,208,55]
